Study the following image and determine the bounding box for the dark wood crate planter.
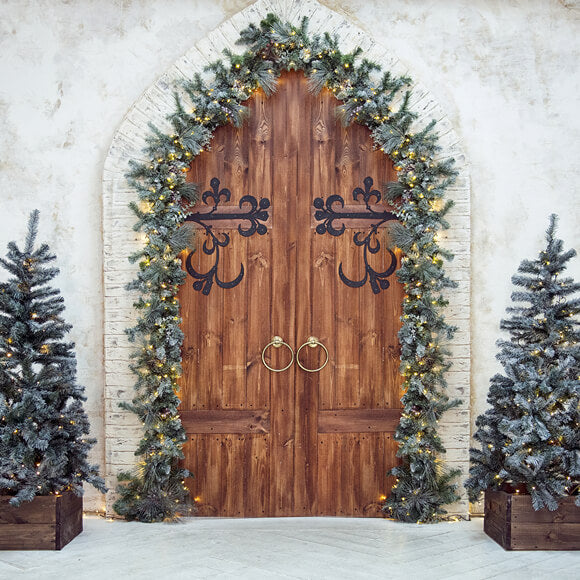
[0,491,82,550]
[484,490,580,550]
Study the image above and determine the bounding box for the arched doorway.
[102,0,471,519]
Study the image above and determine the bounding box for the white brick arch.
[102,0,471,517]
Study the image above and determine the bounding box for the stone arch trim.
[102,0,471,516]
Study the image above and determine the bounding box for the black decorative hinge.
[313,176,398,294]
[184,177,270,295]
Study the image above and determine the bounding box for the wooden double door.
[179,72,403,517]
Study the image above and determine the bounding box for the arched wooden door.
[178,71,404,517]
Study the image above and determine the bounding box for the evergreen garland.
[0,210,106,506]
[466,215,579,510]
[117,13,460,523]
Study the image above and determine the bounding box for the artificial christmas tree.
[0,210,105,549]
[466,214,579,549]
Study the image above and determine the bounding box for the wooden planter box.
[484,490,580,550]
[0,491,83,550]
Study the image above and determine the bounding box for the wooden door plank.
[383,250,404,408]
[310,231,336,412]
[220,128,249,409]
[217,435,232,516]
[339,434,358,516]
[352,128,388,409]
[222,435,244,517]
[178,251,198,410]
[181,409,270,433]
[359,433,386,517]
[244,434,269,517]
[186,435,219,516]
[318,409,402,432]
[358,172,384,408]
[186,151,224,410]
[310,91,337,412]
[269,72,297,516]
[334,127,362,409]
[203,435,223,515]
[316,434,338,516]
[246,90,273,410]
[203,287,223,411]
[373,143,402,409]
[292,72,319,517]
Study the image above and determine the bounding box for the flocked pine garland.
[115,13,461,523]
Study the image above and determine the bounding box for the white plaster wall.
[1,0,578,513]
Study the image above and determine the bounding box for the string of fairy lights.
[116,14,460,523]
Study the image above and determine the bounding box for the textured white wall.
[1,0,578,512]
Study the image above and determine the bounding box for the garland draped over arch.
[114,14,461,523]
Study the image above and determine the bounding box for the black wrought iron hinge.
[184,177,270,295]
[313,176,399,294]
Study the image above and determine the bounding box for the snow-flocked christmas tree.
[0,210,105,506]
[466,214,579,510]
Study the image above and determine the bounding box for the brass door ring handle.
[261,336,294,372]
[296,336,329,373]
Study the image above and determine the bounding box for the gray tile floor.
[1,516,578,579]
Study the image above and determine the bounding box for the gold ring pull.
[261,336,294,372]
[296,336,329,373]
